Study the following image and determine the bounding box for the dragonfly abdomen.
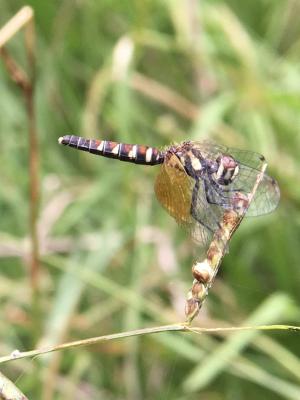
[58,135,164,165]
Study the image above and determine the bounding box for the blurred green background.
[0,0,300,399]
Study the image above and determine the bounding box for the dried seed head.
[192,260,214,283]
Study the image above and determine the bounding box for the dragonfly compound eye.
[214,155,239,185]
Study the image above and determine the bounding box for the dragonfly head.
[214,154,239,185]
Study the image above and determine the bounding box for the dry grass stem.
[0,324,298,365]
[0,371,28,400]
[0,6,33,48]
[0,6,40,334]
[185,162,268,322]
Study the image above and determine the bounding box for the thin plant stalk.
[185,161,268,323]
[0,6,40,336]
[0,323,298,365]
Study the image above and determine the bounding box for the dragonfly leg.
[208,175,245,197]
[205,177,246,208]
[203,178,229,207]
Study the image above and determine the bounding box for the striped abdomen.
[58,135,164,165]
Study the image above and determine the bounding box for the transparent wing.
[229,166,280,216]
[189,178,225,245]
[191,141,280,216]
[192,141,265,170]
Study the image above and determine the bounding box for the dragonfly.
[58,135,280,247]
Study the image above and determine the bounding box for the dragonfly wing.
[192,141,280,216]
[221,164,280,216]
[154,154,193,225]
[243,173,280,216]
[193,141,266,170]
[155,155,220,246]
[189,178,225,245]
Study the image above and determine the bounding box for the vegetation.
[0,0,299,399]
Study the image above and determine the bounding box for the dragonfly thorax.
[168,142,240,187]
[213,155,239,185]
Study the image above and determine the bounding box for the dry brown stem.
[0,6,40,331]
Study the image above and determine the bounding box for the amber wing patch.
[154,154,193,226]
